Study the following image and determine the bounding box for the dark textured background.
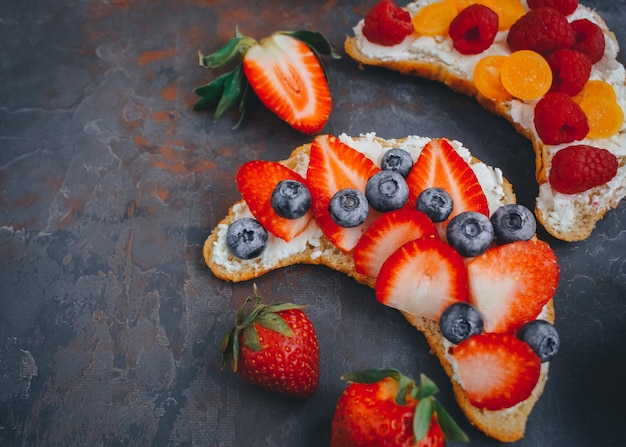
[1,1,625,446]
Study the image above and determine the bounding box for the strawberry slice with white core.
[353,208,439,278]
[467,239,560,334]
[405,138,489,237]
[243,34,332,135]
[376,237,468,321]
[307,135,380,252]
[453,333,542,411]
[236,160,313,242]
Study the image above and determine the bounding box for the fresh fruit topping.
[271,179,312,219]
[576,95,624,140]
[362,0,414,46]
[406,139,489,233]
[354,209,438,278]
[546,49,591,96]
[500,50,552,100]
[534,92,589,145]
[381,147,414,177]
[195,29,337,134]
[448,4,499,55]
[475,0,525,31]
[411,1,458,37]
[527,0,578,16]
[453,332,542,410]
[237,160,313,241]
[329,188,370,228]
[416,187,454,223]
[330,368,469,446]
[467,239,559,334]
[439,302,484,344]
[473,55,513,101]
[376,237,468,321]
[507,8,574,56]
[549,145,618,194]
[365,170,409,212]
[446,211,494,257]
[226,218,269,260]
[571,19,605,64]
[517,320,560,362]
[573,79,617,104]
[307,135,380,252]
[221,285,320,398]
[490,204,536,243]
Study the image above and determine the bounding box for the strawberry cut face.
[236,160,313,242]
[243,33,332,134]
[405,138,489,237]
[467,239,560,334]
[376,237,468,321]
[307,135,381,252]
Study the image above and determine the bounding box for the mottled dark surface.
[1,1,625,446]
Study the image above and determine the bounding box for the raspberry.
[507,8,575,56]
[527,0,579,16]
[549,145,618,194]
[534,92,589,145]
[449,4,499,55]
[571,19,606,64]
[546,49,591,96]
[362,0,414,46]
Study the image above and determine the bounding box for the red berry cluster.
[449,4,499,55]
[527,0,579,16]
[549,145,618,194]
[362,0,413,46]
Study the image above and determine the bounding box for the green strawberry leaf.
[243,324,262,351]
[215,64,245,121]
[255,311,295,338]
[432,400,470,443]
[193,71,231,111]
[284,30,341,59]
[413,397,434,441]
[197,33,256,69]
[415,373,439,399]
[341,368,402,385]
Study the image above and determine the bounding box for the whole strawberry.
[331,369,469,446]
[221,284,320,398]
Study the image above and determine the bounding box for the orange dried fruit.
[573,80,617,104]
[474,55,513,101]
[500,50,553,100]
[578,97,624,139]
[412,1,458,36]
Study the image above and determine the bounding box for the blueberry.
[490,204,536,243]
[439,302,484,344]
[329,188,369,228]
[381,148,414,177]
[365,170,409,212]
[271,180,311,219]
[416,188,453,222]
[517,320,560,362]
[446,211,494,257]
[226,218,268,260]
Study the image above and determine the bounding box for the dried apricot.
[500,50,553,100]
[474,55,513,100]
[578,97,624,139]
[412,1,458,36]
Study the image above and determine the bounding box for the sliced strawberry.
[236,160,313,242]
[376,237,468,321]
[405,139,489,236]
[353,209,439,278]
[467,239,560,334]
[453,333,542,411]
[306,135,380,252]
[243,33,332,134]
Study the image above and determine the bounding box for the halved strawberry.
[353,209,439,278]
[306,135,380,252]
[236,160,313,242]
[467,239,560,334]
[243,34,332,134]
[376,237,468,321]
[405,139,489,236]
[453,333,542,411]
